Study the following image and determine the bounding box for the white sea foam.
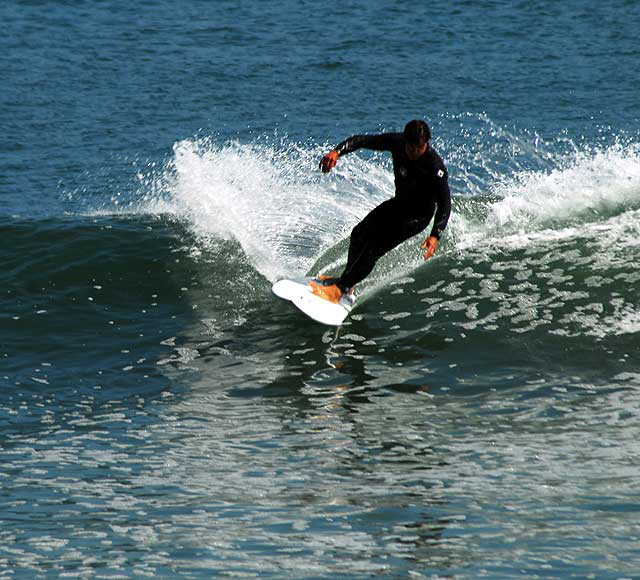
[487,142,640,230]
[452,140,640,257]
[141,137,390,281]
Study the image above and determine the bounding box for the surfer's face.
[405,140,427,160]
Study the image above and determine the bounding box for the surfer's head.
[404,119,430,159]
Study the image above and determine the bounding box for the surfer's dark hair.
[404,120,431,145]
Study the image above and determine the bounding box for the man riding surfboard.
[311,119,452,304]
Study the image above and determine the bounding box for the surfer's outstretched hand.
[320,150,339,173]
[421,236,439,260]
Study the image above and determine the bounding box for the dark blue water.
[2,1,640,578]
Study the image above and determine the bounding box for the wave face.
[116,123,640,338]
[7,120,640,378]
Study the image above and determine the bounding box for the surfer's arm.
[430,182,451,239]
[320,133,397,173]
[335,133,397,156]
[422,168,451,260]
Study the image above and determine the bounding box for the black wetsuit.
[333,133,451,291]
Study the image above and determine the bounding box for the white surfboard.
[272,277,355,326]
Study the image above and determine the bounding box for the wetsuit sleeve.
[334,133,398,156]
[429,168,451,239]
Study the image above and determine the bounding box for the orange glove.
[421,236,439,260]
[320,150,339,173]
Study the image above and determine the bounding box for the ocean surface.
[2,0,640,578]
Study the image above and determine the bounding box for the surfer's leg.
[337,201,393,290]
[344,201,390,266]
[338,212,429,290]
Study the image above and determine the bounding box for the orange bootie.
[308,279,343,304]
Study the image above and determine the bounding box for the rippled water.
[2,0,640,578]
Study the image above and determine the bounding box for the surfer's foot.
[309,279,343,304]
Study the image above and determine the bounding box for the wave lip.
[136,137,392,282]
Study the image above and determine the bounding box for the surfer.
[312,119,451,304]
